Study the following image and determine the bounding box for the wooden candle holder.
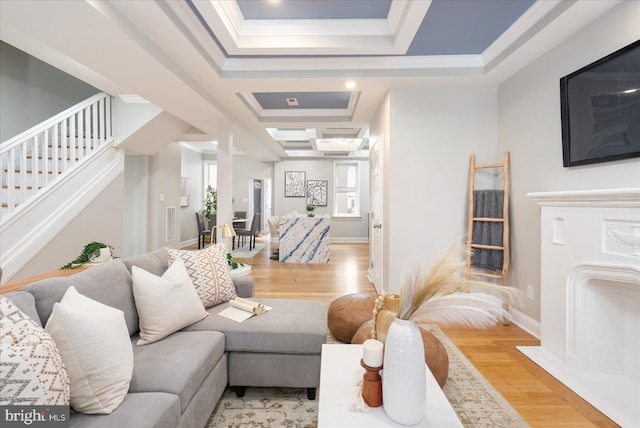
[360,359,383,407]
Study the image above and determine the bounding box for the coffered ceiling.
[0,0,621,160]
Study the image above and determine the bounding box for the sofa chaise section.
[4,247,329,427]
[6,260,229,428]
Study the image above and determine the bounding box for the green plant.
[61,242,114,269]
[226,253,244,270]
[306,203,316,212]
[202,185,217,224]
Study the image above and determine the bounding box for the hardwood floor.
[235,237,618,428]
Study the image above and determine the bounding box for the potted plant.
[61,242,114,269]
[202,185,217,227]
[306,203,316,217]
[226,253,251,277]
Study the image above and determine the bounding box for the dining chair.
[233,211,248,231]
[195,212,211,249]
[209,213,217,244]
[267,216,280,260]
[235,213,260,250]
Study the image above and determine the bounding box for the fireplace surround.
[522,188,639,427]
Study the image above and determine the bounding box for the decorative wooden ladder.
[465,152,511,317]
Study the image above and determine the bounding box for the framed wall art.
[307,180,328,206]
[180,177,190,207]
[284,171,306,197]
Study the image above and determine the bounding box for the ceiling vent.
[323,152,350,157]
[286,97,299,106]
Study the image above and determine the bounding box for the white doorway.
[247,178,272,235]
[369,136,384,293]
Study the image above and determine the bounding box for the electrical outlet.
[526,285,534,300]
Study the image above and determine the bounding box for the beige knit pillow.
[45,287,133,414]
[131,258,208,345]
[167,244,237,308]
[0,296,70,406]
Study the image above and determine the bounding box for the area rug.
[206,325,528,427]
[231,241,267,259]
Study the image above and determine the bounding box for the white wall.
[12,175,125,279]
[0,41,98,142]
[370,92,391,289]
[274,159,370,241]
[384,85,499,294]
[498,0,640,322]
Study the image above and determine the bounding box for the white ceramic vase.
[93,247,111,263]
[382,318,426,425]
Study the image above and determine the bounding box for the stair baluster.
[0,93,112,220]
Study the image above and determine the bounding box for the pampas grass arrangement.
[398,244,524,329]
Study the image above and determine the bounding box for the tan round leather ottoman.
[352,319,449,388]
[327,293,376,343]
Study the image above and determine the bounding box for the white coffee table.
[318,344,462,427]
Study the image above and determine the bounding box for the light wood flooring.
[227,236,618,428]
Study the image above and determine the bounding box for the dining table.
[231,218,250,249]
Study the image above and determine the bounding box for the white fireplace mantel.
[528,187,640,207]
[521,187,640,427]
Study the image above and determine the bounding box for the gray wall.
[497,0,640,323]
[123,154,150,258]
[0,41,98,142]
[274,159,370,241]
[148,143,182,250]
[233,154,274,214]
[180,146,204,243]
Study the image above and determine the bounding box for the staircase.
[1,93,112,219]
[1,93,124,281]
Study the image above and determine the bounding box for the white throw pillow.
[132,258,208,345]
[0,296,71,405]
[44,286,133,414]
[167,244,237,308]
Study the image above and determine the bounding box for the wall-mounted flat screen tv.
[560,40,640,167]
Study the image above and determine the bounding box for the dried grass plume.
[398,244,524,329]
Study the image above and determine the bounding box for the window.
[334,161,359,216]
[204,161,217,195]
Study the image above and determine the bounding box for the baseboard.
[329,237,369,243]
[180,238,199,248]
[509,308,540,339]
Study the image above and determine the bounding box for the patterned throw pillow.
[0,296,70,405]
[167,243,237,308]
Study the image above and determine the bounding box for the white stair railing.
[1,93,112,219]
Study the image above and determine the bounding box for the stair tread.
[3,169,62,174]
[2,185,43,190]
[26,155,80,161]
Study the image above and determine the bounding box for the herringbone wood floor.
[235,237,617,428]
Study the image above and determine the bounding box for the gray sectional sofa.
[5,248,328,428]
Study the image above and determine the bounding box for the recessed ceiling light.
[345,81,356,90]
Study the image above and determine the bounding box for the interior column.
[216,119,234,249]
